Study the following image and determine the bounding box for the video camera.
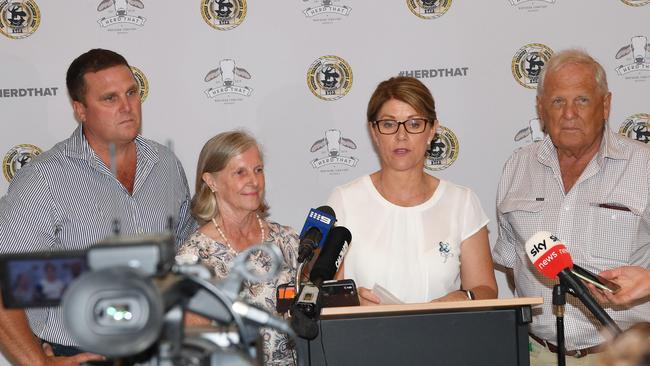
[0,233,296,365]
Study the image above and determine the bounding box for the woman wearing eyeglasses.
[327,76,497,305]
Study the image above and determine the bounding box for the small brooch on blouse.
[438,242,453,263]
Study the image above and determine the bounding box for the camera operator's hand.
[41,342,106,366]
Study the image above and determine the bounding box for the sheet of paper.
[372,283,403,305]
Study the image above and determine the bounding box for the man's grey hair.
[536,49,609,97]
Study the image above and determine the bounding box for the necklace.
[211,213,265,253]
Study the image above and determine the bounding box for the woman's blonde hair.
[191,130,269,225]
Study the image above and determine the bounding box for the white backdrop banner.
[1,1,649,324]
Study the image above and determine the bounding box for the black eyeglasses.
[372,118,430,135]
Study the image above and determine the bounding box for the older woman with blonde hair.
[328,76,497,305]
[178,130,298,365]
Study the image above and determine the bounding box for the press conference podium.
[297,297,542,366]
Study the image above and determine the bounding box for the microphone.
[297,206,336,263]
[309,226,352,287]
[525,231,573,280]
[291,226,352,340]
[525,232,621,335]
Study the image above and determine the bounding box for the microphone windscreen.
[310,226,351,284]
[525,231,573,280]
[316,205,336,219]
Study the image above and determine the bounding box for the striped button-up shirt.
[493,127,650,350]
[0,126,196,346]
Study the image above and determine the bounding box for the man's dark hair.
[66,48,130,103]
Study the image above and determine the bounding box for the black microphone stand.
[558,270,622,336]
[553,283,567,366]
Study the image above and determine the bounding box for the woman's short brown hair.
[191,130,269,225]
[366,76,437,123]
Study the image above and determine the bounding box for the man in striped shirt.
[494,49,650,365]
[0,49,196,365]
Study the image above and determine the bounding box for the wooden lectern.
[297,297,543,366]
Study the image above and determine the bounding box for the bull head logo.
[310,129,357,157]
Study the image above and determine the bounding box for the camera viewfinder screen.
[1,256,87,308]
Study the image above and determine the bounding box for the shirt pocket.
[586,203,641,264]
[499,198,545,244]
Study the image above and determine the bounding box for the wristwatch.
[465,289,475,300]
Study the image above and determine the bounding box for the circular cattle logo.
[130,66,149,102]
[618,113,650,143]
[425,126,459,171]
[201,0,246,31]
[3,144,42,182]
[0,0,40,39]
[620,0,649,6]
[406,0,452,19]
[512,43,553,89]
[307,55,353,101]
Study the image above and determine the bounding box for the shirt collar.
[64,125,159,167]
[537,126,627,167]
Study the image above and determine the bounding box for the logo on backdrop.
[620,0,650,6]
[310,129,358,175]
[97,0,146,31]
[615,36,650,80]
[514,118,545,145]
[509,0,555,11]
[512,43,553,89]
[129,66,149,103]
[3,144,42,182]
[406,0,452,20]
[204,59,253,103]
[398,67,468,79]
[307,55,353,101]
[618,114,650,143]
[425,126,458,171]
[201,0,247,31]
[0,0,40,39]
[0,87,58,98]
[302,0,351,22]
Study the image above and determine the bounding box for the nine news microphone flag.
[297,206,336,263]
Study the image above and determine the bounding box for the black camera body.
[0,234,290,365]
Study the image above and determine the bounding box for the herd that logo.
[0,0,40,39]
[425,126,458,171]
[204,59,253,101]
[620,0,650,6]
[310,129,358,174]
[302,0,351,20]
[97,0,146,29]
[3,144,42,182]
[307,55,353,101]
[514,118,545,145]
[618,114,650,143]
[130,66,149,102]
[615,36,650,79]
[201,0,246,31]
[509,0,555,11]
[511,43,554,89]
[406,0,452,19]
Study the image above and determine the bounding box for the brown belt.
[529,333,602,358]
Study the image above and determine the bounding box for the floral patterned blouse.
[178,220,298,366]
